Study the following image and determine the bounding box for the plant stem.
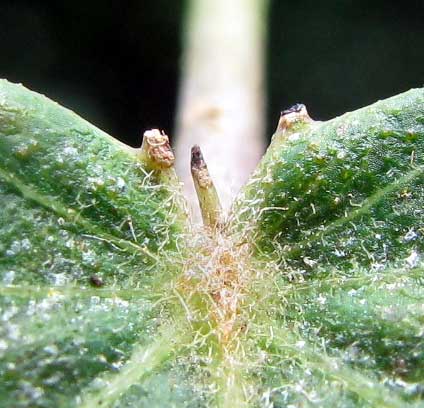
[175,0,269,220]
[191,145,223,229]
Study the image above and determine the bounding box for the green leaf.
[1,80,424,407]
[230,89,424,406]
[0,80,192,407]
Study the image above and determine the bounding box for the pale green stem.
[175,0,269,220]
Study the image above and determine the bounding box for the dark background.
[0,0,423,145]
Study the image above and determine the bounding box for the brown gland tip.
[190,144,222,228]
[191,145,212,189]
[141,129,175,168]
[277,103,312,131]
[191,145,206,170]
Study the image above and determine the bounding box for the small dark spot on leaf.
[90,274,104,287]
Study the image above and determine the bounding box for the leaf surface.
[1,80,424,407]
[0,80,195,407]
[231,89,424,406]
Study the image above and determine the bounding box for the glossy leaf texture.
[0,80,195,407]
[234,90,424,273]
[230,88,424,406]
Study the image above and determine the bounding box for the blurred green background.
[0,0,422,145]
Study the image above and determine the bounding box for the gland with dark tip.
[277,103,312,132]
